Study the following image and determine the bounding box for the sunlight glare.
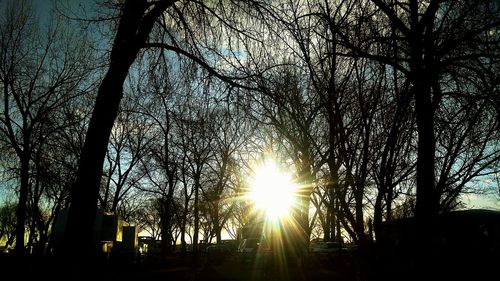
[248,159,298,220]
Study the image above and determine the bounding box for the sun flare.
[248,159,298,220]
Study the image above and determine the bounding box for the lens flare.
[248,159,298,220]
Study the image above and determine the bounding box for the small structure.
[52,208,139,261]
[138,236,158,254]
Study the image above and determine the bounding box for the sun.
[248,159,298,220]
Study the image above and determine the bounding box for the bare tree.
[251,65,326,249]
[203,103,248,244]
[99,102,151,213]
[134,198,162,240]
[0,202,17,249]
[0,0,94,255]
[435,92,500,211]
[177,80,215,253]
[64,0,266,258]
[64,0,180,258]
[338,0,500,276]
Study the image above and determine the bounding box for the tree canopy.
[0,3,498,276]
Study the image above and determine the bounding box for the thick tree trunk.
[413,80,438,279]
[414,83,437,224]
[64,0,148,259]
[65,65,129,258]
[410,23,439,278]
[216,226,222,244]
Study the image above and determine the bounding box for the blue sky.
[0,0,498,213]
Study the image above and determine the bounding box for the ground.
[1,247,495,281]
[0,251,361,281]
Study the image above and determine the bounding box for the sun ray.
[247,159,298,220]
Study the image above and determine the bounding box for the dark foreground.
[1,251,359,281]
[0,249,495,281]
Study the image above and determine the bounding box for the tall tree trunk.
[160,197,173,254]
[409,6,439,274]
[193,181,200,254]
[66,62,133,258]
[413,63,438,230]
[296,163,313,253]
[327,166,339,242]
[216,227,222,244]
[413,79,438,277]
[214,204,222,244]
[15,152,30,255]
[324,181,334,242]
[180,197,189,253]
[64,0,149,258]
[180,224,186,253]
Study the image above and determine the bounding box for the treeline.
[0,0,499,258]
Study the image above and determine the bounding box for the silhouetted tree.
[0,0,94,255]
[0,202,17,249]
[99,102,151,213]
[435,96,500,211]
[343,0,500,277]
[65,0,178,258]
[253,65,324,248]
[54,0,499,267]
[65,0,264,258]
[203,104,248,244]
[135,198,162,240]
[177,81,215,253]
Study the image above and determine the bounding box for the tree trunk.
[409,10,439,274]
[413,79,438,278]
[296,163,313,252]
[15,152,30,255]
[326,167,339,242]
[323,185,332,241]
[64,0,149,259]
[214,205,222,244]
[180,226,186,253]
[413,81,437,224]
[160,197,173,254]
[193,177,200,254]
[180,199,189,253]
[373,191,384,241]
